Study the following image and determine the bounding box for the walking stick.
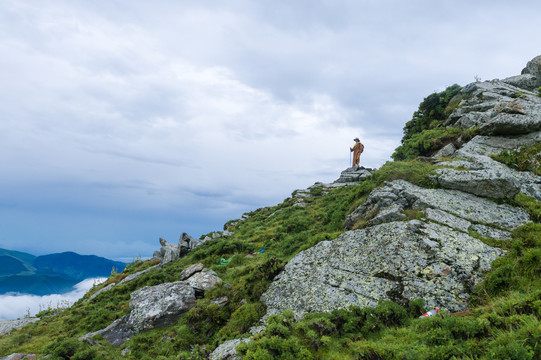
[349,151,352,167]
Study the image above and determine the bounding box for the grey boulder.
[261,220,503,320]
[82,282,197,346]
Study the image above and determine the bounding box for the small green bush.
[401,84,462,142]
[491,143,541,176]
[217,302,266,340]
[45,336,81,359]
[244,256,285,300]
[392,126,465,161]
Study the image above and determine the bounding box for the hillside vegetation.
[1,65,541,359]
[1,163,539,359]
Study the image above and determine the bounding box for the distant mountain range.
[0,248,126,295]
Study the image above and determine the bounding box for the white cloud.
[0,278,106,321]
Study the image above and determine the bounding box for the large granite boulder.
[262,220,503,320]
[81,282,197,346]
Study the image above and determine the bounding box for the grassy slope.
[0,153,539,358]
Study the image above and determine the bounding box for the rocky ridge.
[258,57,540,327]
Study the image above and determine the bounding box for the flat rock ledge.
[346,180,530,232]
[261,220,504,320]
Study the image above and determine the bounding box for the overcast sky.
[1,0,540,260]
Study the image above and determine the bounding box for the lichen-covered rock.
[502,74,540,91]
[0,354,39,360]
[82,282,197,346]
[261,220,503,319]
[459,132,541,157]
[185,271,222,291]
[435,138,541,201]
[445,78,541,136]
[433,143,456,158]
[432,161,521,199]
[470,224,512,240]
[127,282,196,332]
[345,180,529,231]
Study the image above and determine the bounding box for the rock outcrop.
[345,180,529,230]
[152,232,207,264]
[0,354,40,360]
[519,55,541,90]
[445,79,541,136]
[289,167,374,207]
[262,220,503,319]
[335,166,373,184]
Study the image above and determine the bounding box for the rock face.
[445,80,541,136]
[345,180,529,231]
[262,220,503,319]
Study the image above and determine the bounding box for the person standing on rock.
[350,138,364,167]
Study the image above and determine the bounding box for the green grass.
[491,143,541,176]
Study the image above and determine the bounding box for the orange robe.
[350,142,363,166]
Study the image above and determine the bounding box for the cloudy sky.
[1,0,540,260]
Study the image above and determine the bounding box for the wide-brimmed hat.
[353,138,360,142]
